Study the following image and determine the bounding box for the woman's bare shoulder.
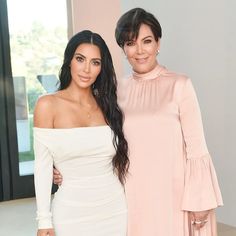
[35,93,58,111]
[34,93,59,128]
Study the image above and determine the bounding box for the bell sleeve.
[34,128,54,229]
[178,78,223,211]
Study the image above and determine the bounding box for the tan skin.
[35,43,106,236]
[53,25,211,231]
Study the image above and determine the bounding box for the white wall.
[121,0,236,227]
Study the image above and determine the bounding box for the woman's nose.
[83,62,90,73]
[136,43,143,54]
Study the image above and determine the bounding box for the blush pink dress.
[117,64,223,236]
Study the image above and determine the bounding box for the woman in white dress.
[33,30,129,236]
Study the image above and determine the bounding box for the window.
[7,0,68,176]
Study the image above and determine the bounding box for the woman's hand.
[189,210,210,230]
[37,228,55,236]
[53,168,63,186]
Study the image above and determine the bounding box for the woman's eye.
[92,60,101,66]
[75,56,84,62]
[125,41,135,46]
[144,39,152,44]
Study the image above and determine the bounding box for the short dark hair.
[115,8,162,48]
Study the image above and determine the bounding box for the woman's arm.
[34,95,55,234]
[178,78,223,229]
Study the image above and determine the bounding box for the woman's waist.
[55,160,114,178]
[59,171,122,188]
[53,178,125,206]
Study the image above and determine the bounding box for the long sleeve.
[34,130,54,229]
[179,78,223,211]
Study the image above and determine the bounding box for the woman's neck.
[63,85,95,105]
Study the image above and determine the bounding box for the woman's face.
[70,43,101,89]
[123,24,160,74]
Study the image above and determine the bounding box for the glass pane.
[7,0,68,176]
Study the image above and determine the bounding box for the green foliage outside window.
[10,21,67,114]
[10,21,67,162]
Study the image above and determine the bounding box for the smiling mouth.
[135,57,148,63]
[79,75,91,81]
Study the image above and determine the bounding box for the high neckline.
[132,64,166,81]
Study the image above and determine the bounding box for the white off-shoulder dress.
[34,126,127,236]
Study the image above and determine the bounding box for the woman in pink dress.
[54,8,223,236]
[114,7,223,236]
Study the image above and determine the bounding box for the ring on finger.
[191,219,208,225]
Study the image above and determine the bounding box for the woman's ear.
[157,38,161,55]
[157,38,161,50]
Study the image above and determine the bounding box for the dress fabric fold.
[117,64,223,236]
[34,126,127,236]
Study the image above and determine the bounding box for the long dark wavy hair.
[58,30,129,184]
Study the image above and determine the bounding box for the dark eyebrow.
[92,58,102,61]
[74,53,101,61]
[142,36,153,41]
[126,35,153,43]
[74,53,85,58]
[74,52,85,58]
